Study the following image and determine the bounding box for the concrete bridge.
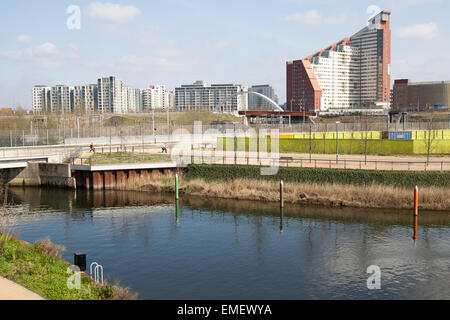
[0,155,62,169]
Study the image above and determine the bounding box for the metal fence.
[72,150,450,172]
[1,120,450,148]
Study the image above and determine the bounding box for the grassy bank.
[107,167,450,211]
[0,234,138,300]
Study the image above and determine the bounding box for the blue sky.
[0,0,449,108]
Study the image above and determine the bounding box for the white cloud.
[16,34,32,44]
[394,23,439,40]
[33,42,59,56]
[390,0,443,8]
[1,42,61,68]
[283,10,347,26]
[86,2,141,23]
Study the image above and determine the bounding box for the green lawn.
[85,152,173,165]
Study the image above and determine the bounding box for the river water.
[3,187,450,300]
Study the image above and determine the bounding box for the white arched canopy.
[217,91,284,112]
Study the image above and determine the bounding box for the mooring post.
[280,207,284,233]
[176,199,180,225]
[413,215,418,243]
[74,253,86,272]
[414,186,419,216]
[175,174,179,200]
[280,180,284,208]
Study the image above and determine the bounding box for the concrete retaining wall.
[2,163,75,189]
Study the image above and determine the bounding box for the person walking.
[89,143,96,153]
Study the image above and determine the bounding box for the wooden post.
[414,186,419,216]
[280,180,284,208]
[280,207,284,233]
[175,174,179,200]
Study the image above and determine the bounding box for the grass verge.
[86,152,172,165]
[0,233,138,300]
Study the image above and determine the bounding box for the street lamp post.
[336,121,340,164]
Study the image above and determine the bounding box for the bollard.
[280,207,284,233]
[414,186,419,216]
[413,215,418,242]
[74,253,86,272]
[280,180,284,208]
[175,174,179,200]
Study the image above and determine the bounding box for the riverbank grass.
[0,234,137,300]
[109,167,450,211]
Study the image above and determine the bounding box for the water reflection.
[4,187,450,299]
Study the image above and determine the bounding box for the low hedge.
[184,164,450,188]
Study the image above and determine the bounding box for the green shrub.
[184,164,450,188]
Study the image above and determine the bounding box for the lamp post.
[336,121,340,164]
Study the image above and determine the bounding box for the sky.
[0,0,449,109]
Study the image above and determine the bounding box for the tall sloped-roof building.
[287,11,391,112]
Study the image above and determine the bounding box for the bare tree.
[424,116,438,165]
[360,113,369,165]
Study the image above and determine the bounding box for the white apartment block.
[97,76,125,114]
[73,84,98,114]
[311,45,361,110]
[122,86,143,113]
[33,76,173,114]
[175,81,248,113]
[142,85,174,111]
[50,85,73,114]
[32,85,51,113]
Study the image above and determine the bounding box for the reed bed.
[107,172,450,211]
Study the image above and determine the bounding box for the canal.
[3,187,450,299]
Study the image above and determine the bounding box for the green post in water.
[175,174,179,200]
[176,199,180,224]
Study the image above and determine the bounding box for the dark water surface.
[4,187,450,300]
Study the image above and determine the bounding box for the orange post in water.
[414,186,419,216]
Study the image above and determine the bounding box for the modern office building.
[392,79,450,112]
[249,85,279,110]
[175,81,248,113]
[142,85,175,111]
[72,84,98,114]
[287,10,391,112]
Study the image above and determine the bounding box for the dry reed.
[33,237,67,258]
[109,172,450,211]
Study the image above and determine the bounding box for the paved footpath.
[0,276,45,300]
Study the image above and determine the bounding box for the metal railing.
[72,151,450,172]
[1,120,450,148]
